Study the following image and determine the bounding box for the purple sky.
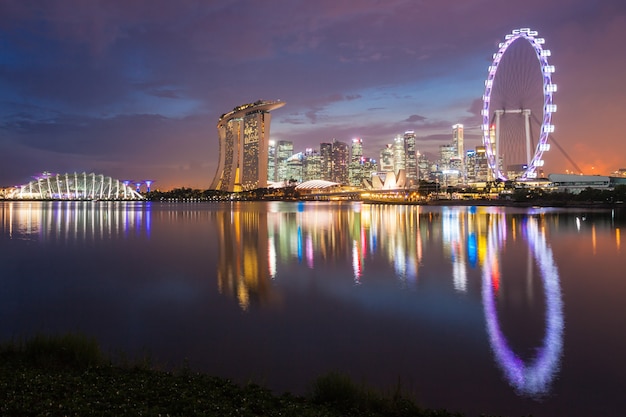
[1,0,625,190]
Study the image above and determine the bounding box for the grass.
[0,333,474,417]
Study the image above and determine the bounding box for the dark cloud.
[404,114,427,123]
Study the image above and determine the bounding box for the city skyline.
[1,1,625,190]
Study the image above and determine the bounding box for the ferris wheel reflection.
[482,215,564,397]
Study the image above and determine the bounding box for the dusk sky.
[1,0,625,190]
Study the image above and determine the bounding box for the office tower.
[452,124,464,159]
[404,131,417,185]
[320,142,333,181]
[276,140,293,182]
[465,146,490,182]
[417,152,431,181]
[349,138,364,187]
[380,144,394,172]
[303,148,321,181]
[286,152,303,183]
[439,144,456,170]
[393,135,406,173]
[210,100,285,192]
[361,158,378,181]
[267,140,277,182]
[331,139,349,184]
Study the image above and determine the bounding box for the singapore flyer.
[482,28,557,181]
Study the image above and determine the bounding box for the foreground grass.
[0,334,467,417]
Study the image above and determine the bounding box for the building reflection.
[214,208,275,311]
[0,201,150,242]
[212,202,572,397]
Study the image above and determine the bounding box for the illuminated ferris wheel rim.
[482,218,564,396]
[481,28,557,180]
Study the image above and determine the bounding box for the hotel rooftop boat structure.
[210,100,285,192]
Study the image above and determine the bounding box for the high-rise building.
[380,144,394,172]
[361,157,378,181]
[452,124,464,159]
[276,140,293,182]
[439,144,456,170]
[320,142,333,181]
[211,100,285,192]
[417,152,431,181]
[285,152,303,182]
[404,131,417,186]
[349,138,364,187]
[393,135,406,173]
[267,140,277,182]
[331,139,349,184]
[466,146,489,182]
[303,148,321,181]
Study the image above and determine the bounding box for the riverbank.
[364,198,625,209]
[0,334,469,417]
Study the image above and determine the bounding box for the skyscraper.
[331,139,349,184]
[404,131,417,186]
[379,144,394,172]
[452,124,464,159]
[267,140,277,182]
[320,142,333,181]
[303,148,321,181]
[276,140,294,182]
[348,138,364,186]
[210,100,285,192]
[393,135,406,173]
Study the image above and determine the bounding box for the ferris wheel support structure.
[493,108,533,175]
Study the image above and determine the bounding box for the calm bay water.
[1,200,625,417]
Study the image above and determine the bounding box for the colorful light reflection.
[482,216,564,397]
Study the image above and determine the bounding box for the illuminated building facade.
[404,131,418,186]
[348,138,364,186]
[211,100,285,192]
[380,144,394,172]
[393,135,406,173]
[275,140,293,182]
[439,144,456,170]
[320,142,333,181]
[286,152,304,182]
[319,140,349,184]
[303,148,321,181]
[331,140,349,184]
[466,146,490,182]
[5,172,143,200]
[452,124,464,159]
[267,140,277,182]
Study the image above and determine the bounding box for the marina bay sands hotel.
[210,100,285,192]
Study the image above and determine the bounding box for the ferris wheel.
[481,28,557,181]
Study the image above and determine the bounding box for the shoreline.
[362,198,625,209]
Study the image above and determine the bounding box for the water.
[1,200,625,417]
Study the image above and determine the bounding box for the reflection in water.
[212,202,569,398]
[215,203,427,307]
[482,214,564,397]
[215,208,274,311]
[0,201,150,242]
[3,201,579,400]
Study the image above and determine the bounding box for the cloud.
[1,0,625,188]
[404,114,427,123]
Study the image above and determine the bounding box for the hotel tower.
[210,100,285,192]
